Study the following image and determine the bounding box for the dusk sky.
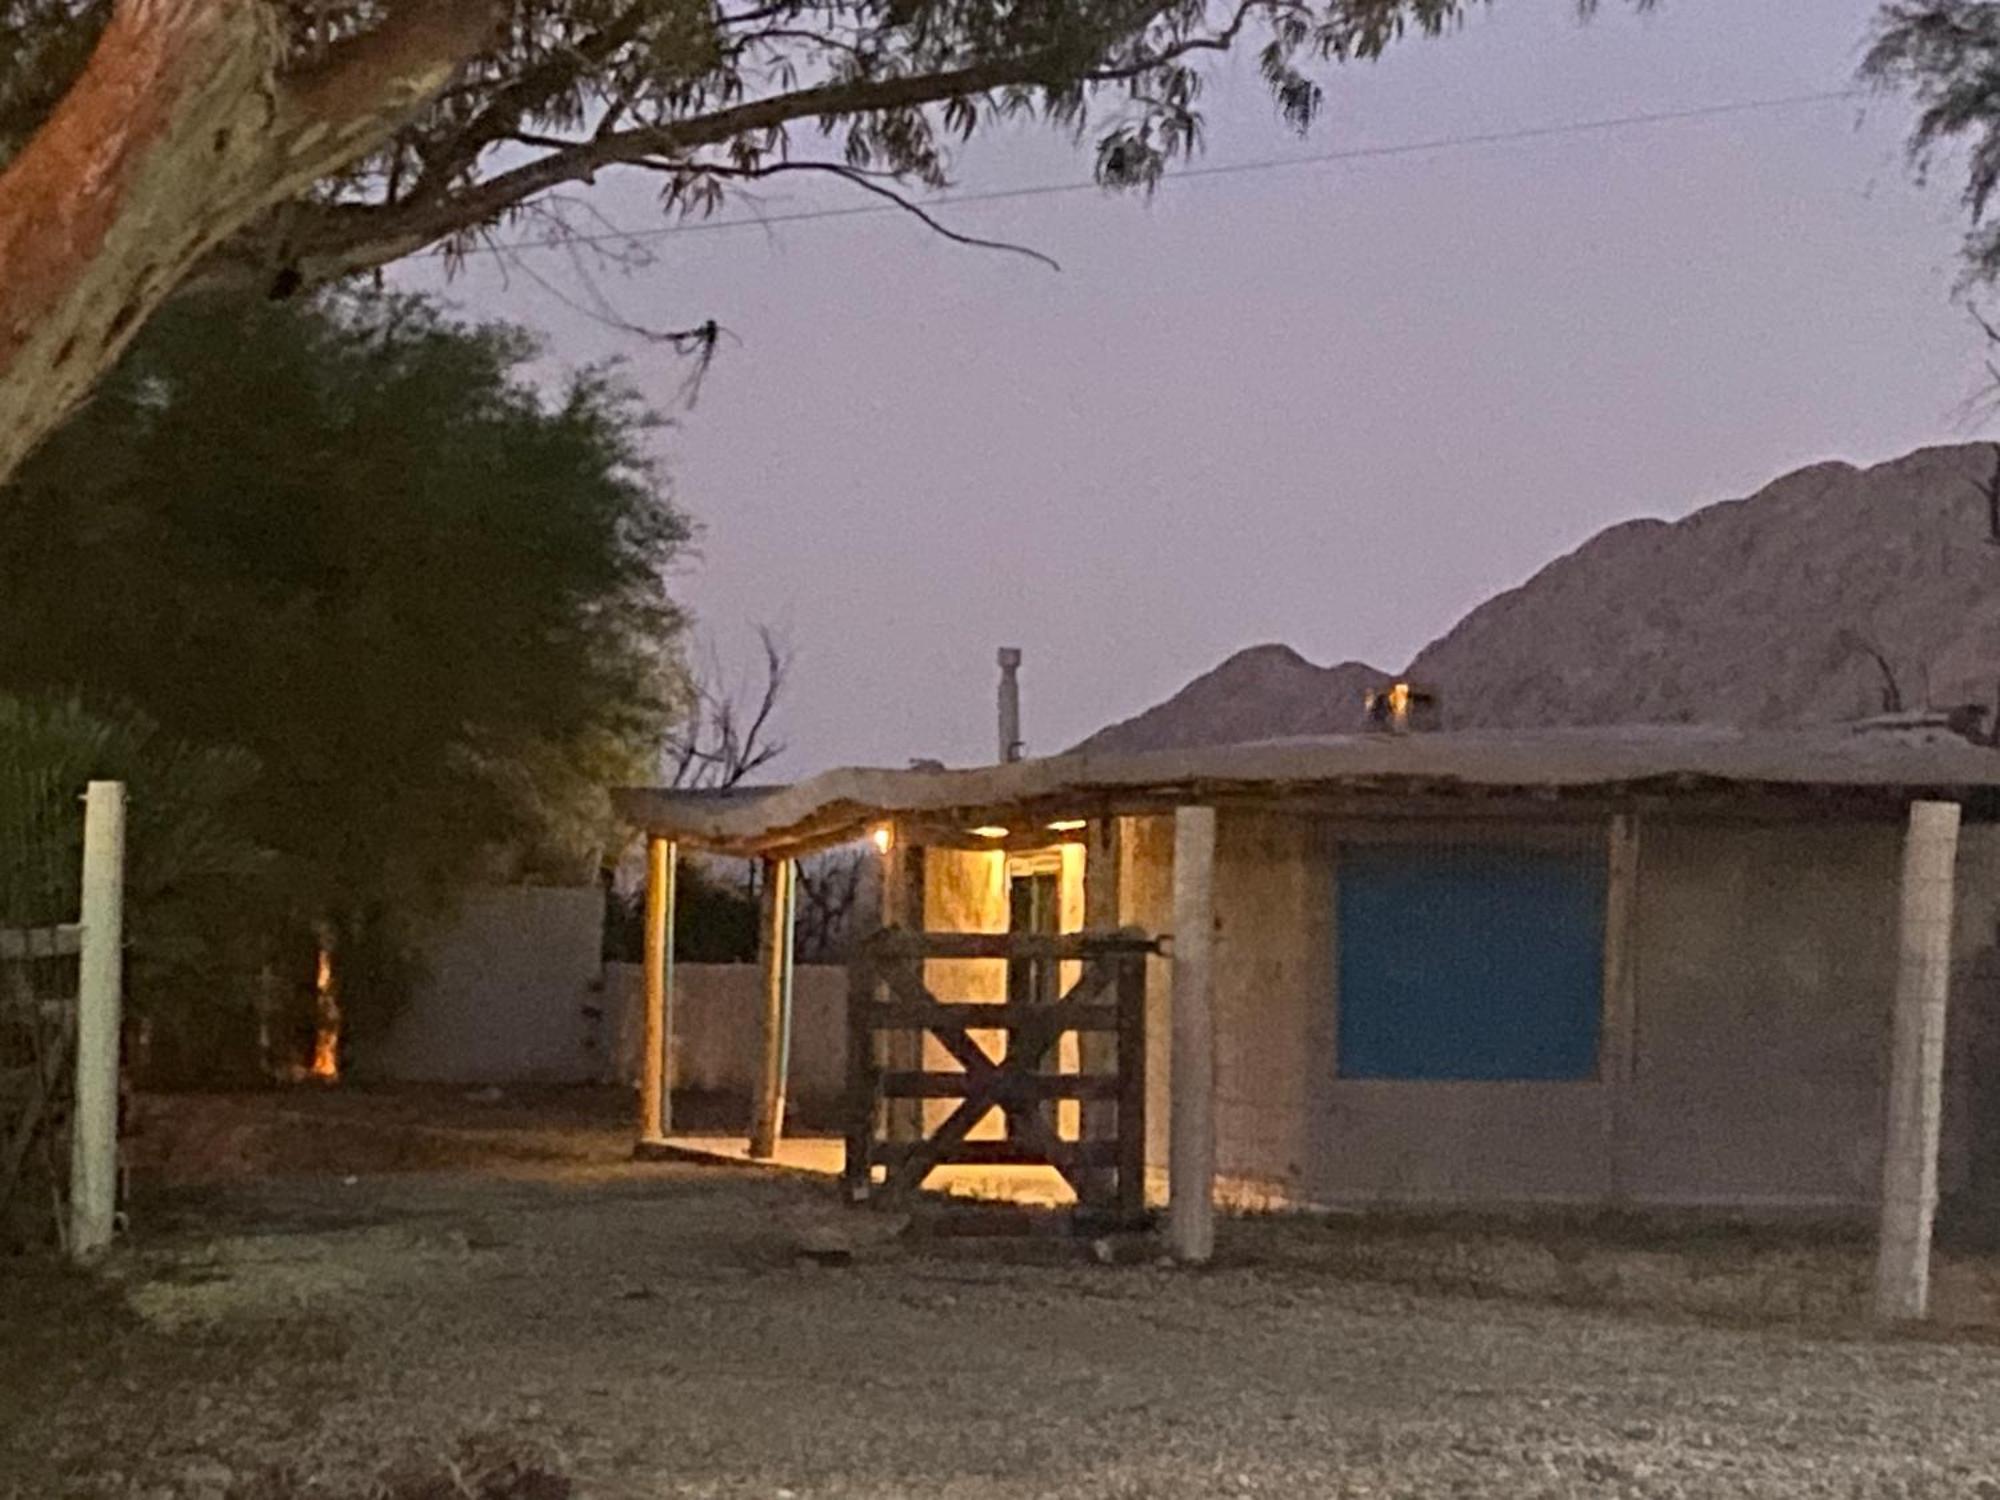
[405,0,1991,776]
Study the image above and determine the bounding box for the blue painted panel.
[1336,844,1604,1081]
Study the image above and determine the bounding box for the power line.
[464,86,1864,256]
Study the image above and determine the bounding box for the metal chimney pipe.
[997,647,1023,763]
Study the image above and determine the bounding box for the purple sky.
[403,0,1990,776]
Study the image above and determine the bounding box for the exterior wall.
[1204,815,1618,1207]
[1118,816,1176,1195]
[1622,822,1899,1209]
[1179,808,1994,1214]
[608,964,844,1104]
[602,962,847,1106]
[919,845,1086,1137]
[1940,821,2000,1204]
[356,886,605,1085]
[922,848,1008,1137]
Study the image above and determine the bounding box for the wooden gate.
[844,929,1154,1226]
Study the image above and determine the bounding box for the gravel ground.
[4,1091,2000,1500]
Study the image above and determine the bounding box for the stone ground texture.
[4,1089,2000,1500]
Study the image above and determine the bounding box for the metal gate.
[843,928,1153,1226]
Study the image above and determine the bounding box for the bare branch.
[706,161,1060,269]
[664,626,792,790]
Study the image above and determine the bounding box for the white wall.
[1131,808,2000,1214]
[603,961,849,1105]
[357,886,606,1085]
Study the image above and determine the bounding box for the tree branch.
[704,160,1060,268]
[407,2,655,198]
[283,0,503,137]
[198,9,1267,292]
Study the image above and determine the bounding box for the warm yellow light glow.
[870,824,894,855]
[1046,819,1088,833]
[310,944,340,1082]
[1388,681,1412,716]
[970,825,1010,839]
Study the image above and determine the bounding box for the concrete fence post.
[68,780,125,1259]
[1168,805,1218,1265]
[1875,798,1961,1323]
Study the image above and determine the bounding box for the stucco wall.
[356,886,605,1085]
[602,962,847,1105]
[919,845,1086,1137]
[922,848,1009,1137]
[1118,815,1176,1196]
[1622,821,1898,1208]
[1203,815,1616,1208]
[1167,808,1996,1213]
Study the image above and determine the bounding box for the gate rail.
[844,929,1154,1226]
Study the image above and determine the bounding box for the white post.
[1875,799,1961,1322]
[1169,805,1218,1264]
[69,780,125,1259]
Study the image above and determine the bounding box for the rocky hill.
[1073,647,1390,755]
[1076,443,2000,752]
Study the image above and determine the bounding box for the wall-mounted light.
[1047,819,1088,833]
[870,824,894,855]
[970,825,1010,839]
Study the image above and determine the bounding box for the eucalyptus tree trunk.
[0,0,493,485]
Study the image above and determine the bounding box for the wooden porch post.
[749,856,797,1159]
[1875,799,1961,1322]
[637,835,677,1147]
[1169,805,1218,1264]
[882,828,926,1143]
[1080,818,1123,1188]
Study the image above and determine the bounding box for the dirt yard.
[5,1088,2000,1500]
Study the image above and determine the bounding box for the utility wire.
[466,86,1864,256]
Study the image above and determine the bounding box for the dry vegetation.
[4,1088,2000,1499]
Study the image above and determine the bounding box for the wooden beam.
[637,836,676,1147]
[0,925,81,960]
[874,1139,1123,1170]
[1601,813,1641,1200]
[1875,799,1961,1322]
[842,952,878,1202]
[857,1000,1122,1032]
[1115,949,1149,1225]
[749,856,796,1160]
[878,1070,1123,1099]
[864,930,1156,961]
[1168,805,1218,1264]
[1080,818,1124,1170]
[881,828,926,1143]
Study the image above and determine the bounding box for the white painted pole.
[1168,805,1218,1265]
[69,780,126,1259]
[1875,799,1961,1323]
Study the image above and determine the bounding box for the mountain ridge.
[1073,444,2000,753]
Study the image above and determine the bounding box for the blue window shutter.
[1336,844,1605,1081]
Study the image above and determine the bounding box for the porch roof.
[612,722,2000,857]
